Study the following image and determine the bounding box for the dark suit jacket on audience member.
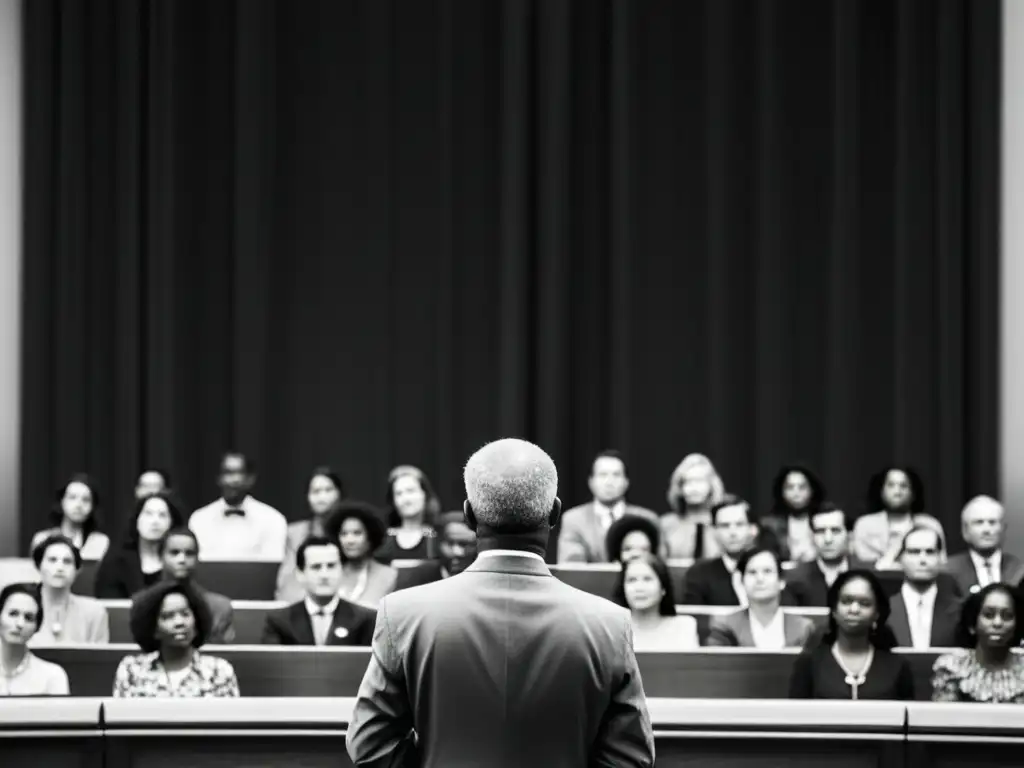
[395,561,445,591]
[95,548,160,599]
[346,552,655,768]
[945,551,1024,596]
[785,559,874,607]
[888,583,960,648]
[261,599,376,646]
[706,609,815,648]
[682,558,740,606]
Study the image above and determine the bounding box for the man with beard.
[557,450,659,563]
[396,511,478,589]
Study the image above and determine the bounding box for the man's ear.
[549,497,562,528]
[463,500,477,532]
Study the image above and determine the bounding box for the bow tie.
[224,507,246,517]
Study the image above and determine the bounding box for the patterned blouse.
[112,650,240,698]
[931,648,1024,703]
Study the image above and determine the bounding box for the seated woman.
[134,468,172,501]
[660,454,726,560]
[757,465,825,563]
[112,580,239,698]
[374,466,442,564]
[0,583,69,696]
[852,466,945,569]
[611,553,699,650]
[29,535,109,645]
[605,515,661,565]
[276,466,345,602]
[324,500,397,608]
[30,473,109,561]
[931,582,1024,702]
[789,569,915,700]
[95,491,185,598]
[707,546,814,648]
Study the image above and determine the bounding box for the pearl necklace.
[0,652,31,695]
[831,644,875,700]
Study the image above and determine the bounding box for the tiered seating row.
[2,697,1020,768]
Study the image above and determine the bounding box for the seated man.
[261,536,376,646]
[397,511,478,590]
[889,526,959,648]
[706,546,814,648]
[945,495,1024,595]
[682,495,757,605]
[136,527,235,643]
[787,503,872,607]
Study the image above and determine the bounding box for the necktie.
[313,610,329,646]
[982,559,996,586]
[915,597,927,648]
[693,523,705,560]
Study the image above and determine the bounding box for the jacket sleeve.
[346,599,419,767]
[92,603,110,643]
[556,516,589,563]
[590,616,655,768]
[704,616,736,647]
[260,613,288,645]
[94,552,127,599]
[788,651,814,698]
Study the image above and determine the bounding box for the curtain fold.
[21,0,1000,551]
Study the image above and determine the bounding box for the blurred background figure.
[853,466,944,569]
[787,505,872,607]
[30,473,109,562]
[29,535,108,645]
[660,454,726,561]
[605,514,661,566]
[613,553,699,651]
[945,496,1024,595]
[0,583,69,695]
[758,465,826,564]
[276,466,345,602]
[95,492,186,598]
[113,580,239,698]
[323,500,396,608]
[682,496,757,606]
[888,527,959,649]
[374,465,442,564]
[134,468,171,501]
[397,511,478,590]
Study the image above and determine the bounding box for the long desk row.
[2,698,1021,768]
[91,599,828,644]
[34,646,943,699]
[1,556,910,601]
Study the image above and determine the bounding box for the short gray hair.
[464,439,558,531]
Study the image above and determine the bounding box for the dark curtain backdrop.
[22,0,1000,554]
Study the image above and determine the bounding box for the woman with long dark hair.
[275,466,345,602]
[852,466,945,569]
[30,473,109,561]
[757,464,825,563]
[611,554,699,650]
[789,569,915,700]
[931,583,1024,702]
[374,466,442,564]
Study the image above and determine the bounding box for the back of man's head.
[464,438,558,533]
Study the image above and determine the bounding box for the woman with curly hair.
[852,466,945,569]
[112,579,238,698]
[758,464,826,563]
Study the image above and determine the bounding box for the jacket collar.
[465,553,552,578]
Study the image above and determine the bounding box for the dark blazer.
[346,552,655,768]
[888,583,960,648]
[95,547,161,599]
[945,551,1024,596]
[706,608,816,648]
[786,558,875,607]
[682,558,741,605]
[395,561,445,591]
[260,598,376,646]
[194,584,236,644]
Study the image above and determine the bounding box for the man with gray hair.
[346,438,655,768]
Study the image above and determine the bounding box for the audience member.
[28,535,108,645]
[706,547,813,648]
[189,452,287,561]
[0,583,69,696]
[323,500,397,608]
[888,527,958,649]
[30,473,109,561]
[945,496,1023,595]
[374,465,442,564]
[852,466,945,569]
[276,466,345,602]
[262,537,376,646]
[931,583,1024,702]
[681,495,757,605]
[95,492,185,598]
[145,527,234,644]
[757,465,825,563]
[613,553,699,650]
[396,511,478,589]
[789,570,914,700]
[605,514,661,565]
[787,504,872,607]
[134,468,171,500]
[113,580,239,698]
[660,453,726,560]
[557,450,659,563]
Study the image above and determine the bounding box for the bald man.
[945,495,1024,595]
[346,438,655,768]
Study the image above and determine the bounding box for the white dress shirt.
[901,582,938,649]
[969,549,1002,588]
[305,595,341,646]
[189,495,288,561]
[817,557,849,588]
[749,608,787,650]
[476,549,545,562]
[594,501,626,532]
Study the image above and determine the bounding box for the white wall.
[1002,0,1024,559]
[0,0,20,556]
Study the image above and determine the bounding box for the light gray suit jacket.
[30,593,109,645]
[557,502,660,563]
[705,608,815,648]
[346,552,655,768]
